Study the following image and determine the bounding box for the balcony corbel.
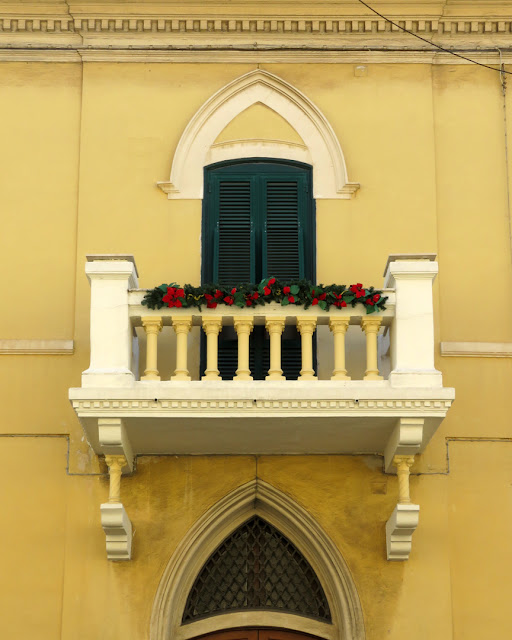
[386,455,419,561]
[100,454,133,561]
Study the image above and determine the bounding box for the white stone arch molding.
[150,479,366,640]
[157,70,360,200]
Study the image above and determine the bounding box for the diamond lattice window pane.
[183,516,331,623]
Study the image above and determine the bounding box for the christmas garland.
[141,278,387,314]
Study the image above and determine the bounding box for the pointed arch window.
[182,516,331,624]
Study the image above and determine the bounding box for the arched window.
[183,516,331,623]
[150,480,365,640]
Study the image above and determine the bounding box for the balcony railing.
[77,253,443,389]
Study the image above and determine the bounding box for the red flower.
[246,300,253,307]
[283,286,291,294]
[167,301,175,308]
[252,292,259,300]
[263,286,271,296]
[355,289,366,298]
[223,296,234,305]
[268,278,276,285]
[319,292,326,301]
[288,296,295,303]
[207,301,217,309]
[231,288,237,295]
[333,294,348,308]
[312,298,319,305]
[163,286,178,306]
[214,289,223,299]
[175,300,182,308]
[373,294,381,302]
[176,288,185,298]
[312,289,316,296]
[204,293,213,301]
[366,299,374,306]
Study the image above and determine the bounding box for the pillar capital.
[234,316,254,334]
[141,316,163,333]
[393,455,416,471]
[172,316,193,334]
[329,317,350,334]
[361,316,383,334]
[297,317,317,335]
[265,317,286,333]
[202,317,223,334]
[104,454,127,475]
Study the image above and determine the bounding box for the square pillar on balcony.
[384,254,442,388]
[82,255,138,388]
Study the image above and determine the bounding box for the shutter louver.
[217,180,252,286]
[265,181,301,280]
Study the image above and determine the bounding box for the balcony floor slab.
[70,381,454,456]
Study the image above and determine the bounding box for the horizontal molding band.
[0,339,74,355]
[440,342,512,358]
[0,48,511,65]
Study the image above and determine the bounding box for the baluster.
[202,317,223,381]
[361,316,383,380]
[297,317,317,380]
[171,316,192,381]
[329,317,351,380]
[233,317,254,381]
[141,316,162,381]
[265,317,286,381]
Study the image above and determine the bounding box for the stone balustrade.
[80,253,442,390]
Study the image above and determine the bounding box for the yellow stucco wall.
[1,43,511,640]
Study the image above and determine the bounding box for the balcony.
[69,254,454,560]
[70,252,454,460]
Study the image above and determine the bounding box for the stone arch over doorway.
[157,70,359,200]
[150,479,365,640]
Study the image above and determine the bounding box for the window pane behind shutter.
[217,180,252,286]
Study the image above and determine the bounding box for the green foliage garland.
[141,278,387,314]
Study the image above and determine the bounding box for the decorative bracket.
[386,455,419,561]
[98,417,134,471]
[100,453,133,560]
[384,417,423,472]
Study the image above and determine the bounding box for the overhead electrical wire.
[357,0,512,75]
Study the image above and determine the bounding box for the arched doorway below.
[192,629,325,640]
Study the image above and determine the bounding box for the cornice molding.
[3,8,512,47]
[2,5,512,63]
[2,13,512,36]
[71,397,453,415]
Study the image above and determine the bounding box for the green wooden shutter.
[263,179,303,281]
[210,178,255,286]
[202,160,315,380]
